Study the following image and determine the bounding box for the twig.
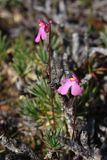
[89,47,107,56]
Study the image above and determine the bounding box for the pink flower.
[57,74,82,96]
[35,19,52,43]
[35,20,47,43]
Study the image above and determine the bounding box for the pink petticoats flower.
[57,74,82,96]
[35,19,52,43]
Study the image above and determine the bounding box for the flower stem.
[48,22,52,82]
[71,97,76,140]
[51,90,56,128]
[47,20,56,128]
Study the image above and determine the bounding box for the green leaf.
[51,35,62,53]
[21,99,40,120]
[12,40,33,77]
[100,26,107,48]
[36,42,48,64]
[44,128,62,150]
[28,78,51,99]
[0,32,8,60]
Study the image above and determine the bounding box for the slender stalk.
[71,97,76,140]
[51,90,56,128]
[48,22,52,82]
[47,20,56,128]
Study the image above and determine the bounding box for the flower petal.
[40,28,47,40]
[61,77,69,85]
[57,80,72,95]
[35,31,41,43]
[71,82,82,96]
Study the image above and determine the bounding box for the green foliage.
[12,37,33,77]
[22,78,64,130]
[0,32,8,60]
[0,0,21,8]
[21,99,40,120]
[77,82,98,115]
[35,34,62,65]
[28,78,62,114]
[28,78,51,105]
[44,128,62,150]
[82,82,97,102]
[100,26,107,48]
[51,35,62,53]
[36,42,48,64]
